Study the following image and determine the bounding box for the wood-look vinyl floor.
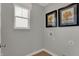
[33,51,52,56]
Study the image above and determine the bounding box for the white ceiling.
[38,3,49,7]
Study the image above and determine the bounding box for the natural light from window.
[14,5,30,29]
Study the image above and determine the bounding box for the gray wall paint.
[1,3,79,56]
[44,3,79,56]
[0,3,1,56]
[1,3,44,56]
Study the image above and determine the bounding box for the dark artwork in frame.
[46,10,57,28]
[58,3,79,27]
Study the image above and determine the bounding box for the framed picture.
[58,3,79,27]
[46,10,57,27]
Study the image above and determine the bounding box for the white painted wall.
[44,3,79,56]
[0,3,1,56]
[1,3,79,56]
[1,3,44,56]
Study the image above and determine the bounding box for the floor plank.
[33,51,52,56]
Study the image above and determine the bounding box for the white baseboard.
[42,49,57,56]
[26,49,57,56]
[27,49,44,56]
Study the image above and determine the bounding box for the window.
[14,5,30,29]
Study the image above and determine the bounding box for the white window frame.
[14,4,30,29]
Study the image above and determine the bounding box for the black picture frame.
[58,3,79,27]
[46,10,57,28]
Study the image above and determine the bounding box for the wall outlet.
[49,32,52,36]
[68,40,74,46]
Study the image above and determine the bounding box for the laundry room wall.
[1,3,44,56]
[44,3,79,56]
